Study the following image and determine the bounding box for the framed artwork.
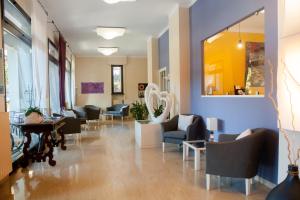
[111,65,124,95]
[245,42,265,87]
[81,82,104,94]
[138,83,148,98]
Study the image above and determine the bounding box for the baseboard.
[255,175,276,189]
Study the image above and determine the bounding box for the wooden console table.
[11,118,66,167]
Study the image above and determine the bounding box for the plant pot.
[266,165,300,200]
[24,112,44,124]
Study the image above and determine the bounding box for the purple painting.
[81,82,104,94]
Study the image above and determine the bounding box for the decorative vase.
[24,112,44,124]
[266,165,300,200]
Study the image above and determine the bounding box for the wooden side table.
[11,117,65,167]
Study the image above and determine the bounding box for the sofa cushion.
[62,110,76,118]
[163,130,187,139]
[178,115,194,131]
[107,111,121,115]
[236,129,252,140]
[73,106,87,118]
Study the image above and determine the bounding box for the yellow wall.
[204,32,264,95]
[75,56,148,109]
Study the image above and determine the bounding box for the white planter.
[25,112,44,124]
[135,120,162,148]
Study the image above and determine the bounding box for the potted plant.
[130,101,149,122]
[24,107,44,124]
[153,105,164,118]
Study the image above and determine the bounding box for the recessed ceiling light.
[97,47,119,56]
[103,0,136,4]
[96,27,126,40]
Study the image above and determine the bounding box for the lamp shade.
[206,118,218,131]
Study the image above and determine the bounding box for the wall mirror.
[203,9,265,96]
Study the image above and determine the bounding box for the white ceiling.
[229,11,265,33]
[40,0,195,57]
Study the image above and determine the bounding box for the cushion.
[62,110,76,118]
[73,107,87,118]
[120,105,128,111]
[178,115,194,131]
[236,129,252,140]
[163,131,187,139]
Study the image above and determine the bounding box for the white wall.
[75,56,147,109]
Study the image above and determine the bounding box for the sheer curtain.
[71,55,76,106]
[4,32,33,112]
[65,60,72,109]
[49,62,60,114]
[31,0,48,112]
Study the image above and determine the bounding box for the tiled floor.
[0,120,270,200]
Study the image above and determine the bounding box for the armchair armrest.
[206,133,265,178]
[53,113,63,118]
[186,118,200,140]
[186,116,207,141]
[161,116,178,132]
[120,106,129,116]
[218,134,239,142]
[106,106,114,111]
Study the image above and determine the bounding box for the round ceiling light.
[97,47,119,56]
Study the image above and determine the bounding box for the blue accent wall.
[158,30,169,71]
[190,0,278,183]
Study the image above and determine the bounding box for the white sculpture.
[144,83,173,123]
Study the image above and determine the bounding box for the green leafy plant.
[154,105,164,118]
[25,107,43,117]
[130,101,149,120]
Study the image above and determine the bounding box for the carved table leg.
[44,131,56,166]
[21,131,31,168]
[58,129,67,150]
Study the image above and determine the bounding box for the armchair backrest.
[84,105,101,120]
[161,114,207,141]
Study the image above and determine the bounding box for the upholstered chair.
[205,128,274,196]
[161,114,208,152]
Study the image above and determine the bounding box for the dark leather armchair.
[72,106,87,125]
[53,113,81,134]
[161,114,208,152]
[84,105,101,121]
[106,104,129,120]
[205,128,273,196]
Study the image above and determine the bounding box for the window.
[4,0,31,38]
[65,60,72,108]
[203,9,265,96]
[159,68,169,92]
[48,40,60,114]
[111,65,124,95]
[3,0,32,112]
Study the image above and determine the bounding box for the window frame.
[2,0,32,112]
[2,0,32,46]
[201,7,265,97]
[111,65,124,95]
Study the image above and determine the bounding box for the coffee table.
[183,140,206,170]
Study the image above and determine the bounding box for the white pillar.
[147,37,159,84]
[169,5,190,116]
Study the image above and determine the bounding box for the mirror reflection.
[203,9,265,96]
